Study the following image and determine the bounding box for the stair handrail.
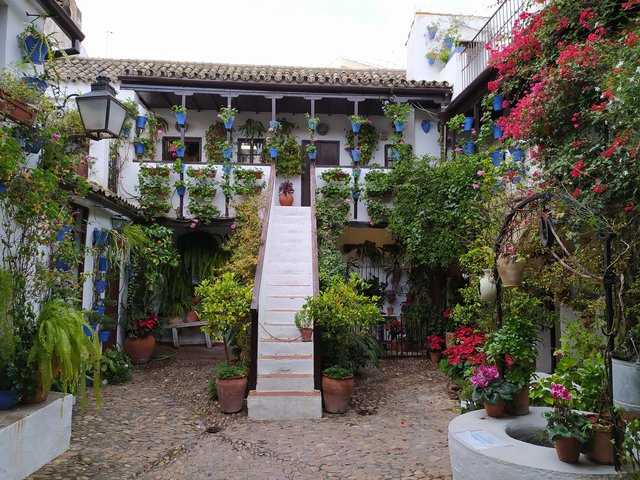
[251,162,276,311]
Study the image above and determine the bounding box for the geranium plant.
[348,114,371,126]
[382,101,413,124]
[543,382,590,444]
[217,106,238,125]
[470,364,517,406]
[127,311,160,339]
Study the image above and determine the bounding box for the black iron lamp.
[110,215,129,232]
[75,76,127,140]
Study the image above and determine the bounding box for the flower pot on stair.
[299,327,313,342]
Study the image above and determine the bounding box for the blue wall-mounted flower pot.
[351,122,361,134]
[83,324,98,336]
[308,150,317,160]
[175,111,186,125]
[463,117,474,131]
[23,76,47,92]
[351,149,360,162]
[427,57,435,65]
[94,305,106,315]
[177,186,186,196]
[222,147,232,159]
[224,118,234,130]
[493,94,504,112]
[352,192,360,200]
[136,116,148,129]
[97,230,109,247]
[308,120,317,131]
[121,125,131,137]
[98,256,109,272]
[98,330,111,343]
[23,36,48,65]
[442,37,454,50]
[55,260,69,272]
[269,120,279,129]
[0,390,18,410]
[134,142,144,155]
[394,121,406,132]
[94,280,108,294]
[493,125,503,139]
[463,142,475,155]
[223,163,232,175]
[491,151,504,166]
[269,147,278,159]
[56,225,73,242]
[421,120,431,133]
[509,148,524,161]
[0,184,6,194]
[427,28,437,40]
[176,146,186,158]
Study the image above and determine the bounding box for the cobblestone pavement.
[31,356,458,480]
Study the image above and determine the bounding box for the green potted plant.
[171,105,187,125]
[305,113,320,132]
[278,180,294,206]
[381,101,413,132]
[169,140,186,159]
[543,382,590,464]
[100,347,132,385]
[469,364,517,417]
[300,274,383,413]
[27,298,102,408]
[294,310,313,342]
[196,272,253,413]
[18,20,54,66]
[305,143,317,160]
[347,114,371,133]
[123,310,161,365]
[217,106,238,129]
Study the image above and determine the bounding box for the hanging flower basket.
[308,120,317,131]
[463,141,475,155]
[463,117,474,131]
[136,116,148,129]
[177,185,187,196]
[269,147,278,159]
[351,149,360,162]
[23,36,48,65]
[442,37,454,50]
[493,125,503,139]
[175,111,186,125]
[98,256,109,272]
[394,121,406,132]
[176,146,186,158]
[222,147,232,159]
[351,122,361,134]
[491,151,504,166]
[496,255,524,287]
[134,142,145,155]
[492,94,504,112]
[94,280,108,294]
[427,26,437,40]
[308,150,317,160]
[224,118,234,130]
[223,163,232,175]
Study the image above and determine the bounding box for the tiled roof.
[55,57,449,89]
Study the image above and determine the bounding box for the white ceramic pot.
[478,269,497,302]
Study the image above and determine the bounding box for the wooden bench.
[165,321,212,349]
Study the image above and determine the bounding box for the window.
[162,137,202,163]
[237,138,264,164]
[384,145,397,168]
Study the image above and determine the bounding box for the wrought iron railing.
[459,0,529,94]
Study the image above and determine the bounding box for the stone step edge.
[259,354,312,360]
[258,373,313,379]
[248,390,320,397]
[260,338,308,343]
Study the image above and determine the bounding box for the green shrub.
[101,348,132,384]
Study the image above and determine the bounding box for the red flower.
[442,310,451,318]
[570,160,584,178]
[572,188,582,197]
[593,180,607,193]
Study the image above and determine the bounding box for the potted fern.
[27,298,102,407]
[294,310,313,342]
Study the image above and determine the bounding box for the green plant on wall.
[204,122,228,163]
[346,123,380,165]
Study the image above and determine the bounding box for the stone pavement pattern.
[30,356,458,480]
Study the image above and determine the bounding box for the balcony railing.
[460,0,529,94]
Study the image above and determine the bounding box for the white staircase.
[247,205,322,419]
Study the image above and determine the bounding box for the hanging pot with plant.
[492,94,504,112]
[496,253,524,287]
[218,106,238,130]
[136,115,148,129]
[171,105,187,125]
[278,180,294,206]
[19,23,50,65]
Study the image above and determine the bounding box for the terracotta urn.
[217,376,248,413]
[496,255,525,287]
[430,352,442,363]
[279,194,294,206]
[123,335,156,364]
[322,375,354,414]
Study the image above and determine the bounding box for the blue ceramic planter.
[454,46,465,54]
[83,324,98,336]
[493,94,504,112]
[177,185,186,196]
[442,37,454,50]
[427,28,437,40]
[421,120,431,133]
[351,149,360,162]
[493,125,503,139]
[23,76,47,92]
[55,260,70,272]
[224,118,234,130]
[0,184,6,194]
[351,122,361,134]
[491,151,504,166]
[134,142,144,155]
[121,125,131,137]
[0,390,18,410]
[94,305,106,315]
[56,226,73,242]
[175,111,186,125]
[222,147,232,159]
[509,148,524,161]
[176,146,186,158]
[308,120,317,131]
[94,280,108,294]
[394,121,406,132]
[98,256,109,272]
[308,150,317,160]
[98,330,111,343]
[23,36,48,64]
[136,116,148,129]
[269,147,278,159]
[269,120,280,129]
[427,57,435,65]
[352,192,360,200]
[463,142,475,155]
[25,138,45,154]
[223,163,232,175]
[463,117,474,131]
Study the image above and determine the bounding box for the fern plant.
[28,298,102,409]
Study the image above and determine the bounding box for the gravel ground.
[30,355,458,480]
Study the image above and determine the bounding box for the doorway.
[301,140,340,206]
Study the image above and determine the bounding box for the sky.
[75,0,496,68]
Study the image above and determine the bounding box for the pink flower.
[550,382,572,401]
[189,222,196,229]
[472,183,480,190]
[477,170,485,176]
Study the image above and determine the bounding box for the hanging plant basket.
[23,36,49,65]
[394,121,406,132]
[493,94,504,112]
[134,142,145,155]
[175,111,187,125]
[496,255,524,287]
[351,122,361,134]
[136,116,148,129]
[491,151,504,166]
[463,117,474,131]
[351,149,360,162]
[308,150,317,160]
[222,147,232,159]
[493,125,503,139]
[177,185,187,196]
[224,118,234,130]
[463,142,475,155]
[269,147,278,159]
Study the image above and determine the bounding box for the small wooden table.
[165,321,212,349]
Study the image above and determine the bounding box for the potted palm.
[294,310,313,342]
[278,180,294,206]
[196,272,253,413]
[470,364,517,417]
[300,274,383,413]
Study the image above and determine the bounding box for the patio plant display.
[218,106,238,129]
[233,168,265,196]
[345,122,380,165]
[299,274,383,413]
[18,19,55,67]
[186,164,221,223]
[469,364,517,417]
[274,136,304,176]
[138,164,171,219]
[171,104,187,125]
[294,310,313,342]
[196,272,253,413]
[425,335,445,363]
[347,114,371,133]
[382,101,413,132]
[203,121,228,163]
[305,113,320,132]
[169,140,186,159]
[278,180,294,206]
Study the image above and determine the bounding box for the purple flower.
[473,183,480,190]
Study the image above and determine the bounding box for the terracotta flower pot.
[505,388,530,416]
[123,335,156,364]
[554,437,581,464]
[586,427,614,465]
[430,352,442,363]
[496,255,525,287]
[322,375,354,414]
[484,399,505,418]
[279,194,294,206]
[22,357,60,404]
[386,306,395,316]
[185,310,199,322]
[299,327,313,342]
[216,376,248,413]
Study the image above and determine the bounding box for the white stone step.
[258,339,313,356]
[266,262,312,274]
[271,206,310,216]
[263,295,306,311]
[271,215,311,225]
[268,224,310,235]
[257,356,314,375]
[263,285,312,296]
[255,374,315,392]
[258,324,299,340]
[262,273,313,286]
[247,390,321,420]
[265,250,309,263]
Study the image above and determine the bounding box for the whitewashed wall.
[0,0,43,69]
